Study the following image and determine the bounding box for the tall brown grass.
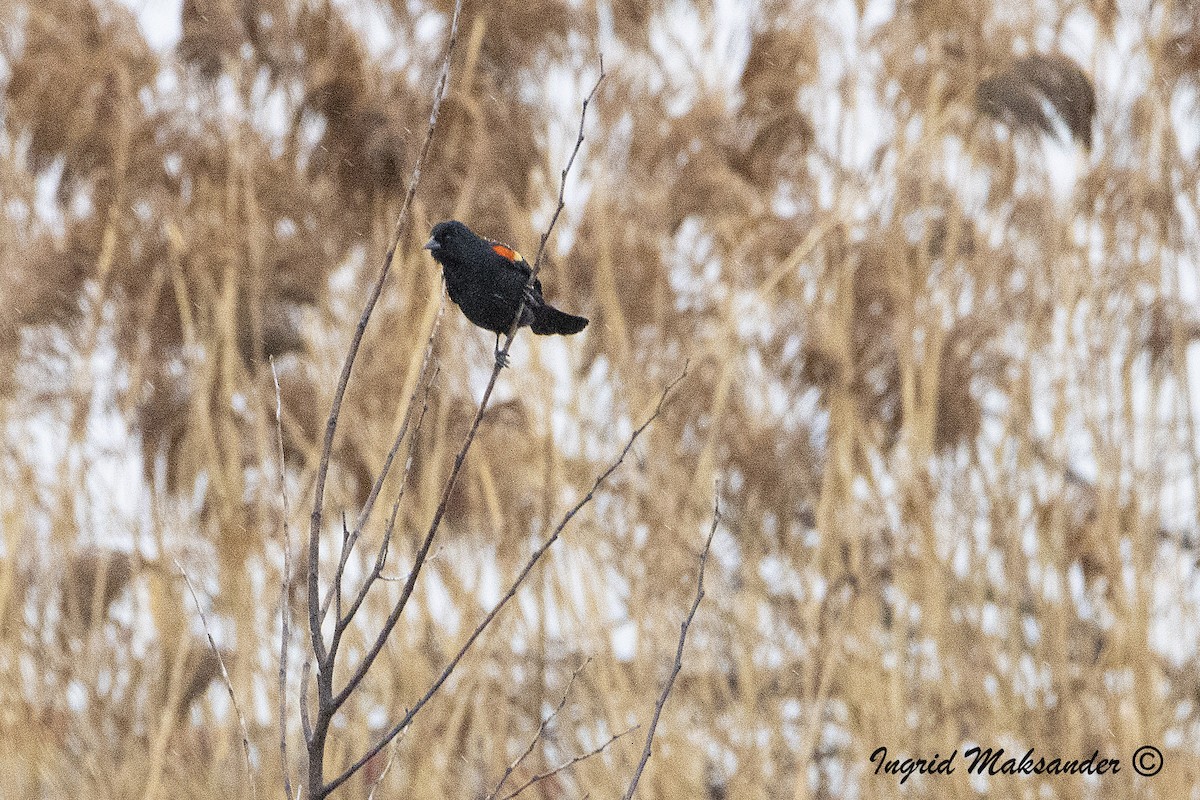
[1,0,1198,797]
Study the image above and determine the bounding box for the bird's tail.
[531,304,588,336]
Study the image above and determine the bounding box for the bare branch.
[325,366,688,795]
[500,725,638,800]
[304,0,464,794]
[622,497,720,800]
[329,363,438,648]
[270,357,295,800]
[327,57,608,719]
[320,298,445,629]
[337,512,348,624]
[486,658,591,800]
[365,727,407,800]
[306,0,463,664]
[175,559,257,800]
[300,659,313,746]
[496,56,606,367]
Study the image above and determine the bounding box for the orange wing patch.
[491,243,524,263]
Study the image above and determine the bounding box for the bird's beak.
[423,238,439,251]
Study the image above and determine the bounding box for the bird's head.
[423,220,471,254]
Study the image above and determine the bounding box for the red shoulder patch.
[491,243,523,263]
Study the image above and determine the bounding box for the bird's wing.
[489,243,531,275]
[488,242,543,296]
[490,243,524,264]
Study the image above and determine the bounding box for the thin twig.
[486,658,592,800]
[300,659,313,746]
[326,57,607,719]
[306,0,463,663]
[325,367,687,795]
[330,363,439,644]
[270,357,295,800]
[621,497,720,800]
[320,298,444,628]
[353,301,445,534]
[365,727,407,800]
[495,56,606,368]
[499,725,638,800]
[304,1,464,795]
[175,559,257,800]
[337,512,348,624]
[373,363,439,569]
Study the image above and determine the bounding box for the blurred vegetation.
[2,0,1200,797]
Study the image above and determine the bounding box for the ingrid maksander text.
[869,746,1121,784]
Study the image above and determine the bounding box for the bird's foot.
[494,346,510,369]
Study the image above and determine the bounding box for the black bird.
[423,220,588,367]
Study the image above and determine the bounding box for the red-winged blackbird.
[423,220,588,366]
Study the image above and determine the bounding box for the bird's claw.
[494,346,510,369]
